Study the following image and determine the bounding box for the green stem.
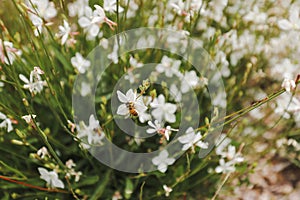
[34,124,66,169]
[211,173,231,200]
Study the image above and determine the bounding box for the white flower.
[67,0,89,17]
[178,127,208,151]
[26,0,57,36]
[129,56,143,68]
[103,0,124,13]
[124,70,140,84]
[112,191,123,200]
[215,134,232,156]
[163,185,173,197]
[108,41,119,64]
[19,67,46,94]
[170,0,188,16]
[57,20,71,45]
[29,14,43,36]
[156,56,181,77]
[22,114,36,124]
[138,111,151,123]
[215,159,236,174]
[78,6,101,39]
[116,89,147,117]
[278,5,300,30]
[152,150,175,173]
[124,0,139,18]
[222,145,244,163]
[76,114,105,149]
[147,120,172,141]
[38,167,64,188]
[71,52,91,74]
[37,146,49,159]
[27,0,57,21]
[66,159,76,169]
[180,70,200,93]
[80,82,91,96]
[150,94,177,123]
[0,112,13,132]
[0,40,22,64]
[65,159,82,182]
[78,5,117,39]
[281,78,296,93]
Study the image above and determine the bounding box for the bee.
[126,101,138,116]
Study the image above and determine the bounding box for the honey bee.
[126,101,138,116]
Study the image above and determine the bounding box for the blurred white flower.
[124,70,140,84]
[76,114,105,149]
[181,70,201,93]
[19,67,46,94]
[30,14,43,36]
[57,20,71,45]
[152,150,175,173]
[67,0,89,17]
[112,191,123,200]
[178,127,208,151]
[124,0,139,18]
[0,112,13,132]
[146,120,173,141]
[37,146,49,159]
[38,167,64,188]
[108,42,119,64]
[163,184,173,197]
[78,5,117,39]
[156,56,181,78]
[222,145,244,162]
[27,0,57,21]
[103,0,124,13]
[138,110,151,123]
[26,0,57,36]
[0,40,22,64]
[71,52,91,74]
[278,5,300,30]
[215,142,244,174]
[215,159,236,174]
[80,82,91,96]
[281,78,296,93]
[78,6,101,39]
[150,94,177,123]
[65,159,82,182]
[116,89,147,117]
[169,84,182,102]
[22,114,36,124]
[170,0,188,16]
[129,56,143,68]
[215,134,232,156]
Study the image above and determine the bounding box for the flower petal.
[117,104,128,115]
[157,163,167,173]
[117,90,128,103]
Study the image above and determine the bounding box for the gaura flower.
[71,52,91,74]
[150,94,177,123]
[178,127,208,151]
[116,89,147,118]
[152,150,175,173]
[38,167,64,188]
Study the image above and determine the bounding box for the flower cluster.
[215,135,244,174]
